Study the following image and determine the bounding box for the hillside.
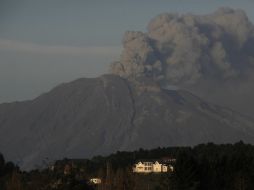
[0,74,254,169]
[2,142,254,190]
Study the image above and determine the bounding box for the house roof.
[135,159,157,163]
[135,157,176,164]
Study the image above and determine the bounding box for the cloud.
[111,7,254,116]
[0,39,121,57]
[111,7,254,86]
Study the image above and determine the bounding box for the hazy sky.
[1,0,254,103]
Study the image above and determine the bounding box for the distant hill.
[0,74,254,170]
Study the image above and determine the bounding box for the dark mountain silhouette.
[0,74,254,169]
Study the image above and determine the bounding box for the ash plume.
[111,8,254,85]
[111,8,254,116]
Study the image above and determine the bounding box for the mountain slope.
[0,74,254,169]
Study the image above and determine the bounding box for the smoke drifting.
[111,8,254,116]
[111,8,254,86]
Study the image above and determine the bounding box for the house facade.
[90,178,102,184]
[133,160,173,173]
[133,161,153,173]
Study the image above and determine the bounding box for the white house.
[90,178,102,184]
[133,161,153,173]
[133,160,173,173]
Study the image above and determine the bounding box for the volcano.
[0,74,254,169]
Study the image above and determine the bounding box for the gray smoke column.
[111,8,254,86]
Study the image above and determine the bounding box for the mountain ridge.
[0,74,254,170]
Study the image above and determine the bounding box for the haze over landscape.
[0,0,254,190]
[1,0,254,105]
[0,0,254,171]
[1,1,254,190]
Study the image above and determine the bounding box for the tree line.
[1,141,254,190]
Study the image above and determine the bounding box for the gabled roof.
[135,159,161,164]
[134,157,176,165]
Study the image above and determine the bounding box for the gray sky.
[1,0,254,103]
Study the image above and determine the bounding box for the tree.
[5,171,24,190]
[113,168,125,190]
[0,153,5,176]
[171,150,200,190]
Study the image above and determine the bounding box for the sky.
[1,0,254,103]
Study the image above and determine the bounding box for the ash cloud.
[111,7,254,85]
[111,8,254,116]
